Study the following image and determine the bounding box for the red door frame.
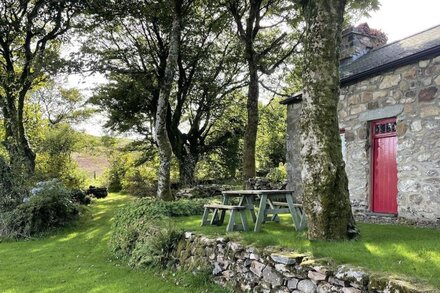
[370,117,398,214]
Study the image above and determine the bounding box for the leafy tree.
[35,123,85,188]
[197,93,247,180]
[256,99,287,173]
[225,0,303,185]
[299,0,358,240]
[0,0,85,176]
[31,82,93,126]
[87,0,245,189]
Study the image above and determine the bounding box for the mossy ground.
[0,193,226,293]
[174,213,440,289]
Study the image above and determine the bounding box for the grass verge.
[174,213,440,288]
[0,193,226,293]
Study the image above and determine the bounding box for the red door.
[371,118,398,214]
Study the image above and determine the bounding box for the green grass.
[0,194,226,293]
[174,213,440,289]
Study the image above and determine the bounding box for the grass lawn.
[174,213,440,289]
[0,194,226,293]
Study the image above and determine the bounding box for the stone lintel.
[358,105,404,121]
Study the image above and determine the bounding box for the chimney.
[340,23,387,64]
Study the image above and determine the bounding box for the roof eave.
[281,44,440,106]
[340,45,440,86]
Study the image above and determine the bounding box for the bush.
[109,198,206,268]
[3,180,80,238]
[35,124,86,189]
[70,189,91,205]
[129,222,183,268]
[266,163,287,183]
[121,169,156,197]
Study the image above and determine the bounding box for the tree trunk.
[0,155,26,211]
[243,61,259,186]
[155,1,181,201]
[2,96,36,176]
[300,0,359,240]
[178,150,198,187]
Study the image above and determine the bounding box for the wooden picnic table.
[219,190,307,232]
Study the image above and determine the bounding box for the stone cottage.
[282,24,440,222]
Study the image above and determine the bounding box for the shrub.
[3,180,80,238]
[35,124,86,189]
[129,222,183,268]
[266,163,287,183]
[109,198,206,268]
[70,189,91,205]
[121,169,156,197]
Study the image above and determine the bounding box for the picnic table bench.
[201,204,249,232]
[201,190,306,232]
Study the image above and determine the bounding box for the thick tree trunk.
[0,155,26,211]
[155,2,181,201]
[243,61,259,186]
[2,96,36,176]
[178,150,198,187]
[300,0,358,240]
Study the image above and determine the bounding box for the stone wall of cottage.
[285,55,440,221]
[175,232,431,292]
[286,103,303,199]
[338,55,440,221]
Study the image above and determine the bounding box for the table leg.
[266,198,280,223]
[245,196,257,223]
[286,194,302,231]
[218,195,230,225]
[254,194,267,232]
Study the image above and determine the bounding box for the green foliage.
[266,163,287,183]
[31,82,94,125]
[105,150,159,195]
[35,124,87,188]
[3,180,80,238]
[121,168,157,197]
[197,94,246,180]
[106,155,127,192]
[109,198,206,268]
[128,222,183,268]
[256,99,287,173]
[0,156,30,212]
[70,189,91,205]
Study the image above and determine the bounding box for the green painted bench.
[201,204,249,232]
[270,201,307,231]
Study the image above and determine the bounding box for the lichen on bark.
[299,0,359,240]
[155,0,183,201]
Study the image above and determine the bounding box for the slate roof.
[281,24,440,105]
[340,24,440,85]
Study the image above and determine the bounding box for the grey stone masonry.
[338,55,440,221]
[286,55,440,222]
[174,232,434,292]
[286,103,303,199]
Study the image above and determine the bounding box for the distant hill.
[71,132,131,179]
[72,152,109,178]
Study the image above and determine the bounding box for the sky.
[74,0,440,136]
[356,0,440,43]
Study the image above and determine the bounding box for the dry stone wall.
[338,55,440,221]
[175,232,432,292]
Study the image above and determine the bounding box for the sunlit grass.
[174,213,440,288]
[0,193,226,293]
